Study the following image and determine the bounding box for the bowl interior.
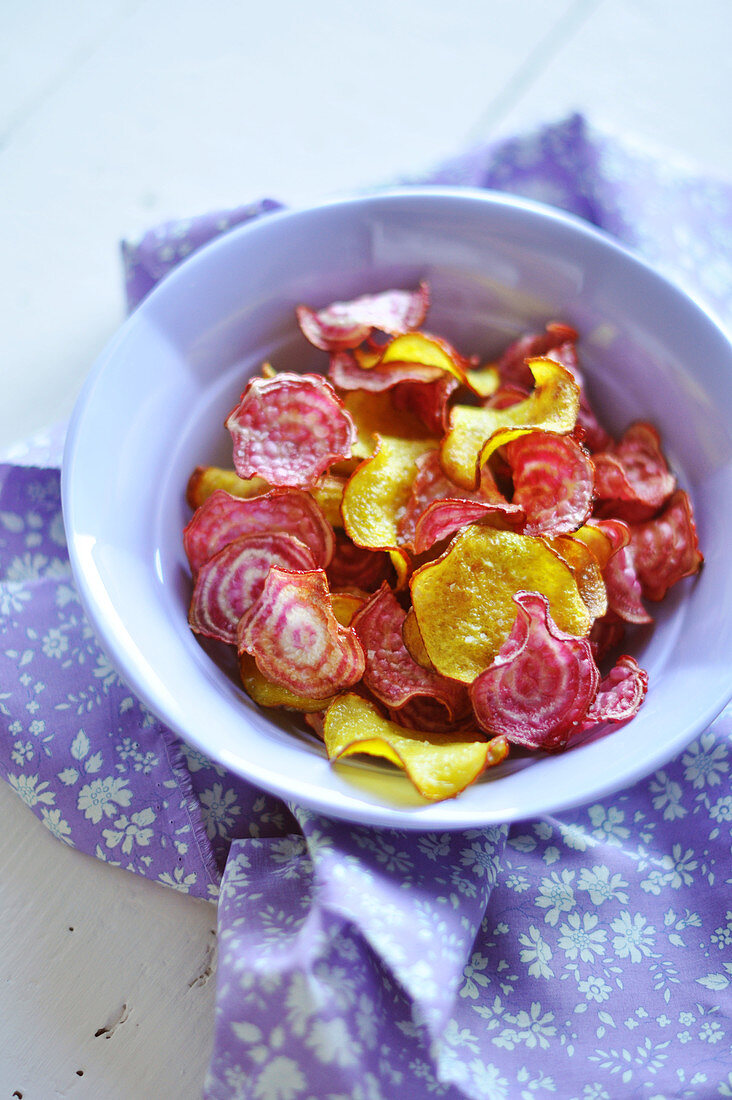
[63,189,732,828]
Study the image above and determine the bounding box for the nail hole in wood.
[76,1069,84,1076]
[94,1003,129,1039]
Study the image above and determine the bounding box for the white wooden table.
[2,2,731,1095]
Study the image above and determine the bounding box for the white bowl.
[62,188,732,828]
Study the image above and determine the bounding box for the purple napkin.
[2,115,731,1098]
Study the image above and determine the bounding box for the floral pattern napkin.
[1,115,731,1099]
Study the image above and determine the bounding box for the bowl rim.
[62,184,732,829]
[120,183,732,337]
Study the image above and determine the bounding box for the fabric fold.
[121,198,284,311]
[293,811,508,1036]
[207,822,508,1100]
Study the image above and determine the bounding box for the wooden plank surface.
[0,780,217,1099]
[484,0,732,177]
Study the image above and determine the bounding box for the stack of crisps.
[184,285,702,802]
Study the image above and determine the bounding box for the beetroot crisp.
[184,285,702,801]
